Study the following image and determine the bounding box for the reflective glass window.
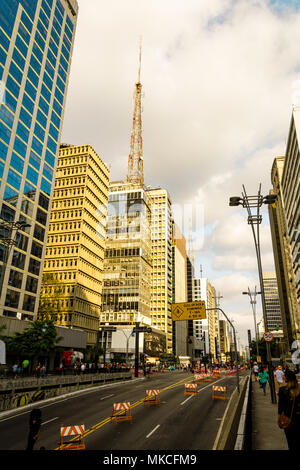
[61,44,70,64]
[47,135,57,154]
[43,162,53,181]
[64,24,72,42]
[49,123,58,141]
[41,84,51,103]
[34,30,45,52]
[3,185,18,206]
[42,0,51,18]
[11,250,25,269]
[7,168,22,190]
[45,60,55,80]
[39,95,49,115]
[5,91,17,113]
[0,123,11,145]
[52,98,62,117]
[10,152,24,174]
[23,181,36,199]
[45,149,55,167]
[6,75,20,101]
[32,42,43,64]
[8,269,23,289]
[58,64,67,83]
[41,177,51,195]
[34,122,45,142]
[15,232,29,252]
[33,223,45,242]
[43,71,53,92]
[0,29,10,52]
[31,240,43,257]
[13,136,27,159]
[12,48,25,71]
[59,54,68,73]
[36,109,47,129]
[22,93,35,115]
[56,76,65,95]
[37,19,47,41]
[15,35,28,59]
[9,61,23,85]
[32,136,43,156]
[25,275,38,293]
[0,141,8,161]
[30,54,41,76]
[56,0,65,18]
[54,87,63,105]
[36,208,47,226]
[26,166,38,186]
[47,48,56,69]
[51,110,60,129]
[25,80,37,102]
[66,15,74,32]
[21,198,34,217]
[0,159,4,179]
[49,37,58,57]
[0,106,14,129]
[19,107,32,129]
[0,46,7,67]
[16,121,29,143]
[27,67,39,88]
[23,293,36,312]
[18,22,30,45]
[51,27,60,47]
[53,15,61,36]
[28,258,40,277]
[0,203,15,221]
[21,10,33,33]
[40,9,49,30]
[29,150,41,170]
[5,289,20,308]
[38,192,49,210]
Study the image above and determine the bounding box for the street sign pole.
[135,322,139,378]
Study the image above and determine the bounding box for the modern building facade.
[146,187,173,353]
[268,156,299,351]
[281,108,300,334]
[38,144,110,346]
[0,0,78,320]
[171,220,187,357]
[262,271,282,332]
[101,181,152,328]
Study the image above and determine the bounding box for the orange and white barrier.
[204,373,213,381]
[144,389,160,406]
[193,374,205,384]
[212,385,226,400]
[111,401,133,423]
[58,424,85,450]
[184,383,198,396]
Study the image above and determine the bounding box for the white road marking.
[100,394,114,400]
[42,417,58,426]
[146,424,160,439]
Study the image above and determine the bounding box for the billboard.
[171,301,206,321]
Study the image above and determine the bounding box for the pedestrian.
[22,359,29,377]
[12,363,18,379]
[26,408,42,451]
[80,362,86,374]
[278,369,300,450]
[41,365,46,378]
[35,363,41,378]
[253,363,259,381]
[258,366,269,395]
[274,365,285,394]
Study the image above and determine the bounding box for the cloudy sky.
[61,0,300,347]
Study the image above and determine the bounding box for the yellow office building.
[146,188,173,353]
[38,144,110,346]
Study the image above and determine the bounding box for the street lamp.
[229,184,277,403]
[243,286,261,359]
[206,307,240,393]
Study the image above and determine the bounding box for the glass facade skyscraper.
[0,0,78,320]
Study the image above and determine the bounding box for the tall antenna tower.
[127,37,144,187]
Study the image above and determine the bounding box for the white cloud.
[61,0,299,347]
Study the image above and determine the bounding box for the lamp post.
[243,286,261,359]
[229,184,277,403]
[206,307,240,393]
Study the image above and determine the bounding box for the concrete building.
[171,220,187,357]
[0,0,78,321]
[39,144,110,346]
[146,187,173,353]
[268,156,299,351]
[281,108,300,336]
[262,272,282,332]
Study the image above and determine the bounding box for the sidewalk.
[251,374,288,450]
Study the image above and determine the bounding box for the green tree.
[6,319,62,369]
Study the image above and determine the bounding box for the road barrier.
[144,389,160,406]
[204,374,213,382]
[193,375,204,384]
[184,383,198,396]
[212,370,221,378]
[111,401,133,423]
[58,424,85,450]
[212,385,227,400]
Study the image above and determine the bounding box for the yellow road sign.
[171,301,206,321]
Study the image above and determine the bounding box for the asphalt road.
[0,370,244,451]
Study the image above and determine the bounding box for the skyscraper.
[0,0,78,320]
[39,144,110,346]
[262,271,282,332]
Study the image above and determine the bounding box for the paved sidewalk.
[251,374,288,450]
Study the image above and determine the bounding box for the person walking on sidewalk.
[278,369,300,450]
[258,366,269,395]
[253,363,259,381]
[274,365,285,394]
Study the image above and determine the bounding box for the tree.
[38,273,65,321]
[6,319,62,369]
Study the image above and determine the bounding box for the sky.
[61,0,300,348]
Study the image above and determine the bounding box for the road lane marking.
[180,396,193,405]
[42,417,58,426]
[146,424,160,439]
[100,394,114,400]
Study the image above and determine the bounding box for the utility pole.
[133,322,152,377]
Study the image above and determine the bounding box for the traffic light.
[263,194,277,205]
[229,196,242,207]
